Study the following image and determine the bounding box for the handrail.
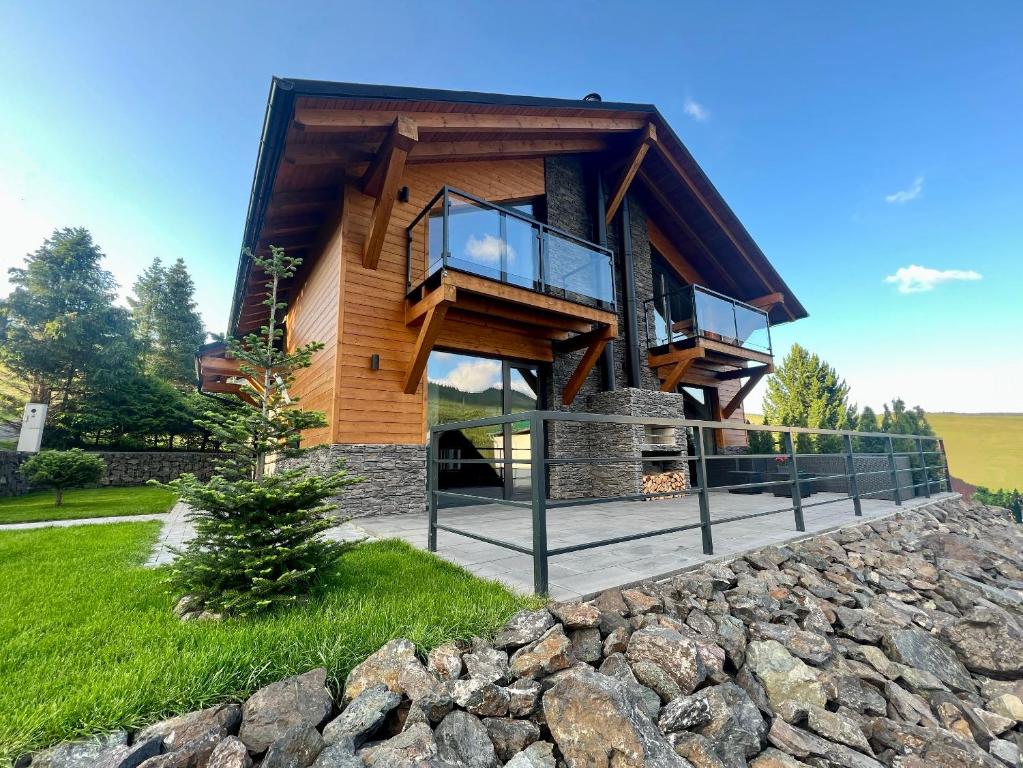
[406,186,616,309]
[426,409,953,594]
[643,284,772,355]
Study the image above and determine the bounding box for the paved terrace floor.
[358,490,956,601]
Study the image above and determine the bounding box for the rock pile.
[24,497,1023,768]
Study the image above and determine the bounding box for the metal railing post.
[529,412,549,596]
[843,433,862,516]
[938,438,952,493]
[692,426,714,555]
[886,436,902,505]
[915,436,930,498]
[784,431,805,531]
[441,187,451,268]
[427,430,440,552]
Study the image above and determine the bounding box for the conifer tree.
[165,247,358,616]
[128,258,166,371]
[151,259,206,386]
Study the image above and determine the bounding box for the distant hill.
[746,411,1022,491]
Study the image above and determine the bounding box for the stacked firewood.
[642,470,688,497]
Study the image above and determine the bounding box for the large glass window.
[427,352,539,502]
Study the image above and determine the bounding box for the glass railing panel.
[542,231,614,307]
[440,198,505,282]
[693,288,739,343]
[734,303,771,353]
[503,214,541,291]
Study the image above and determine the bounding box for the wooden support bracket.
[561,325,615,405]
[716,363,773,382]
[402,303,449,394]
[362,116,418,270]
[721,368,770,419]
[405,282,457,325]
[605,123,657,225]
[658,348,705,392]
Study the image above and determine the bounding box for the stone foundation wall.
[279,444,427,517]
[0,450,223,497]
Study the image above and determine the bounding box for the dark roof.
[228,77,808,333]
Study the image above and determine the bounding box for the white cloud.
[464,234,515,265]
[430,359,502,393]
[885,176,924,204]
[884,264,982,294]
[683,98,709,122]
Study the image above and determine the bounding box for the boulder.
[32,732,129,768]
[748,623,832,665]
[506,679,542,718]
[745,640,826,710]
[137,704,241,751]
[310,741,362,768]
[508,624,573,679]
[343,639,419,703]
[569,628,603,664]
[622,588,664,616]
[603,626,630,656]
[434,711,499,768]
[360,722,438,768]
[543,665,688,768]
[803,706,872,755]
[494,610,556,650]
[766,718,883,768]
[503,742,556,768]
[482,718,540,762]
[669,683,765,768]
[549,601,601,629]
[240,668,334,753]
[988,693,1023,721]
[322,684,401,747]
[262,724,325,768]
[136,730,222,768]
[93,737,162,768]
[882,629,975,692]
[206,737,253,768]
[427,642,465,681]
[942,607,1023,679]
[626,626,706,695]
[599,653,662,719]
[667,732,727,768]
[748,747,811,767]
[463,647,509,685]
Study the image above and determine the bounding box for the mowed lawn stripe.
[0,521,538,762]
[0,486,177,525]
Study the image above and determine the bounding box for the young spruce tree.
[166,247,358,615]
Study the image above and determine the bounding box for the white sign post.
[16,403,47,453]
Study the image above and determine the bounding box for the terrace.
[358,411,954,599]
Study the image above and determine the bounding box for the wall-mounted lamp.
[370,354,380,371]
[398,186,410,203]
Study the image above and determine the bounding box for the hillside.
[929,412,1023,491]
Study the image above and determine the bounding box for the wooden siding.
[285,205,344,447]
[714,377,750,449]
[333,158,546,445]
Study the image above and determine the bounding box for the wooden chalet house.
[200,79,807,515]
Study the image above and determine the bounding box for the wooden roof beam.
[284,146,376,166]
[657,348,706,392]
[747,292,785,312]
[294,108,647,134]
[562,325,615,406]
[363,116,419,269]
[605,123,657,225]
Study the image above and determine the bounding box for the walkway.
[0,512,167,531]
[357,491,956,600]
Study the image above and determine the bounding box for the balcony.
[407,187,615,310]
[643,285,774,402]
[401,187,618,405]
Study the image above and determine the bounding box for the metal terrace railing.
[406,186,616,310]
[426,411,952,595]
[643,285,772,355]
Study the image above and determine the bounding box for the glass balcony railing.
[407,187,615,310]
[643,285,772,355]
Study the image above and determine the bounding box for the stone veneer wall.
[0,450,223,497]
[278,444,427,517]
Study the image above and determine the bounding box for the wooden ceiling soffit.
[605,123,657,225]
[294,108,648,134]
[637,168,743,297]
[650,137,794,321]
[271,187,340,209]
[747,292,785,312]
[285,146,376,165]
[720,365,773,419]
[562,324,616,406]
[362,116,419,270]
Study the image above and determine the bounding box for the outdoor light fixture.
[370,354,380,370]
[398,186,410,203]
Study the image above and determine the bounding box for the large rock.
[664,684,765,768]
[941,607,1023,679]
[136,730,222,768]
[482,718,540,762]
[508,624,573,679]
[137,704,241,751]
[882,629,975,692]
[745,640,826,710]
[434,710,499,768]
[360,722,438,768]
[240,668,334,753]
[262,724,326,768]
[32,732,129,768]
[748,624,832,665]
[803,706,872,755]
[503,742,556,768]
[464,647,509,685]
[93,737,162,768]
[626,626,706,695]
[343,639,419,703]
[427,642,465,681]
[494,610,556,649]
[206,738,253,768]
[322,684,401,747]
[766,718,883,768]
[549,601,601,629]
[542,665,689,768]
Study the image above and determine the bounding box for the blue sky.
[1,1,1020,412]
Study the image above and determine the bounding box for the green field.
[928,413,1023,491]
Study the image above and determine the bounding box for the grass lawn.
[0,522,539,762]
[0,486,178,525]
[928,413,1023,490]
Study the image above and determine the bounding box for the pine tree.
[761,343,854,453]
[854,406,886,453]
[128,258,166,371]
[164,247,359,616]
[151,259,206,386]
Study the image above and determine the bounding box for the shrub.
[21,449,106,506]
